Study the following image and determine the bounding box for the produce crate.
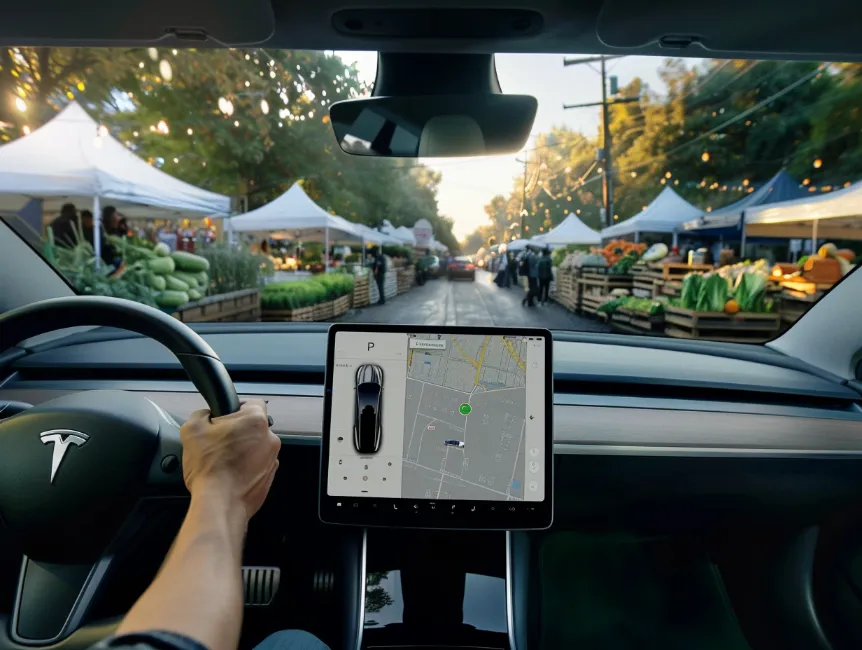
[611,307,665,335]
[632,275,656,298]
[397,268,414,294]
[649,262,714,280]
[553,270,577,310]
[173,289,260,323]
[654,279,682,298]
[261,306,314,322]
[577,273,632,313]
[352,276,370,308]
[664,306,780,343]
[312,299,335,321]
[333,294,352,317]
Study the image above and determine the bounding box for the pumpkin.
[724,299,740,315]
[802,254,822,272]
[817,243,838,259]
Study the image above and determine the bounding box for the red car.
[447,256,476,281]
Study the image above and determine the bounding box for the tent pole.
[811,219,819,254]
[93,195,101,269]
[361,235,366,266]
[325,225,330,273]
[740,210,747,260]
[671,231,678,247]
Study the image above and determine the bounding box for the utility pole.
[514,153,528,241]
[563,55,638,228]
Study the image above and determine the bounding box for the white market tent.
[505,238,532,252]
[532,213,600,247]
[600,187,703,243]
[744,180,862,243]
[228,181,361,271]
[0,101,230,258]
[393,226,416,246]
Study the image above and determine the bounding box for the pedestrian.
[521,246,539,307]
[538,247,553,305]
[508,251,518,287]
[371,246,386,304]
[494,250,508,287]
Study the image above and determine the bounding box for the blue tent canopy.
[678,170,807,238]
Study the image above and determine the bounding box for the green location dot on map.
[459,403,472,415]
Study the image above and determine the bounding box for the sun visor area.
[0,0,274,46]
[596,0,861,57]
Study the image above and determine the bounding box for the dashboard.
[3,324,862,650]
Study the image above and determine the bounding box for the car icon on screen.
[444,440,465,448]
[354,364,384,454]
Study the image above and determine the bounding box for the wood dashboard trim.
[2,389,862,454]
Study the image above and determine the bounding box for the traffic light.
[609,75,619,95]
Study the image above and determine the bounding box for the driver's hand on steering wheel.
[180,399,280,520]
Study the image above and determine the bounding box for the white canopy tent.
[228,182,361,271]
[531,213,600,247]
[0,101,230,263]
[744,181,862,244]
[505,238,533,252]
[600,187,703,244]
[393,226,416,246]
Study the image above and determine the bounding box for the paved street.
[340,270,611,331]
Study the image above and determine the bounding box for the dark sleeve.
[89,631,209,650]
[98,230,119,266]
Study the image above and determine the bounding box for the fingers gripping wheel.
[0,296,241,644]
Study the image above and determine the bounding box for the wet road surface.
[341,270,611,331]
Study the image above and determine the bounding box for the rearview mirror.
[329,95,538,158]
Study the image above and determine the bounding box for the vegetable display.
[641,243,669,263]
[261,274,355,310]
[677,267,773,314]
[597,296,665,316]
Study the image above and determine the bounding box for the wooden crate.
[580,293,615,315]
[648,262,713,280]
[664,306,780,343]
[553,270,577,310]
[397,268,414,294]
[332,294,352,317]
[173,289,260,323]
[611,307,665,335]
[313,300,335,321]
[352,276,370,308]
[631,276,656,298]
[577,274,632,312]
[261,306,314,322]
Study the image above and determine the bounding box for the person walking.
[371,247,386,304]
[508,251,518,287]
[494,250,508,287]
[537,247,553,306]
[521,246,539,307]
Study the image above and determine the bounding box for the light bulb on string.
[245,81,250,87]
[270,71,276,79]
[187,128,193,135]
[665,171,672,178]
[147,48,158,61]
[15,97,26,112]
[133,131,139,137]
[173,157,179,163]
[138,62,145,69]
[261,99,270,114]
[22,125,30,135]
[742,178,750,186]
[631,171,637,178]
[701,151,710,162]
[813,158,823,168]
[234,120,240,127]
[159,60,173,81]
[156,120,169,135]
[172,49,178,55]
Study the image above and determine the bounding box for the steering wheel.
[0,296,241,647]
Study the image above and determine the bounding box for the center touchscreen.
[320,324,553,530]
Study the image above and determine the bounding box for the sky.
[339,52,703,239]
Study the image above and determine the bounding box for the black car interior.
[3,0,862,648]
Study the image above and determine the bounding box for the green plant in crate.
[261,280,326,309]
[199,244,274,294]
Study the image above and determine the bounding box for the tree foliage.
[465,58,862,252]
[0,47,458,251]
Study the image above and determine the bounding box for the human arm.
[115,400,281,650]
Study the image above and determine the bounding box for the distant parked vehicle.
[447,256,476,281]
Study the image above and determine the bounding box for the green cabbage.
[680,273,703,310]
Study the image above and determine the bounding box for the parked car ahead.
[447,256,476,281]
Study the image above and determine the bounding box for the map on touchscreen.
[328,331,547,502]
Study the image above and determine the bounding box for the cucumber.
[154,242,171,257]
[195,271,209,286]
[165,275,190,291]
[171,271,200,289]
[187,288,203,301]
[148,256,176,275]
[155,290,189,308]
[148,273,167,291]
[170,251,210,273]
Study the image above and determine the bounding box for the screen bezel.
[319,323,554,530]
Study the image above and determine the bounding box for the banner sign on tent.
[413,218,433,248]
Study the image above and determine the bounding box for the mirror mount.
[372,53,502,96]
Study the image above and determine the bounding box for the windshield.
[2,50,857,341]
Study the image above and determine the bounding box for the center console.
[356,529,530,650]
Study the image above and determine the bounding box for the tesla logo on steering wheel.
[40,430,89,484]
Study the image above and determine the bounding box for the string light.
[159,60,173,81]
[742,178,750,186]
[133,131,139,137]
[813,158,823,168]
[187,128,193,135]
[701,151,710,162]
[14,97,26,112]
[803,178,811,185]
[631,171,637,178]
[234,120,240,127]
[156,120,169,134]
[147,48,158,61]
[173,157,179,163]
[22,125,30,135]
[665,171,672,178]
[261,99,270,114]
[138,62,145,69]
